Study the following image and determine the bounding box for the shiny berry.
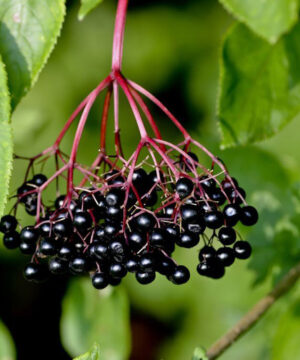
[53,218,73,238]
[40,238,58,256]
[69,256,87,274]
[128,232,146,251]
[32,174,47,187]
[49,257,68,275]
[105,189,125,207]
[223,204,240,227]
[149,229,166,248]
[3,231,20,249]
[109,263,127,278]
[19,241,36,255]
[23,263,48,283]
[181,204,199,224]
[134,213,155,232]
[92,273,108,289]
[0,215,17,233]
[216,247,235,267]
[169,265,190,285]
[175,177,194,199]
[58,244,74,260]
[73,211,92,232]
[176,232,199,248]
[218,227,236,245]
[126,257,139,272]
[204,211,224,229]
[199,246,216,262]
[20,226,40,244]
[94,242,109,260]
[240,206,258,226]
[234,241,252,259]
[136,271,155,284]
[139,253,156,272]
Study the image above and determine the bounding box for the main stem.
[112,0,129,71]
[206,262,300,359]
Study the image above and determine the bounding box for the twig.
[206,262,300,359]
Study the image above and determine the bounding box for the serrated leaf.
[218,22,300,149]
[0,56,12,218]
[0,319,16,359]
[219,0,299,43]
[0,0,65,108]
[272,300,300,360]
[192,347,208,360]
[74,343,101,360]
[78,0,103,21]
[61,279,131,360]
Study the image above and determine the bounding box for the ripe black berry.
[133,213,155,232]
[136,271,155,284]
[69,256,87,274]
[139,253,156,272]
[32,174,47,187]
[218,227,236,246]
[230,187,246,204]
[175,177,194,199]
[53,218,73,238]
[40,238,58,256]
[240,206,258,226]
[92,272,108,289]
[0,215,17,233]
[73,211,92,232]
[20,226,40,244]
[203,211,224,229]
[149,229,166,248]
[181,204,199,224]
[49,257,68,275]
[223,204,240,227]
[23,263,48,283]
[234,241,252,259]
[58,244,75,260]
[216,247,235,267]
[3,231,20,249]
[128,231,146,252]
[126,257,139,272]
[176,232,199,248]
[109,262,127,278]
[19,241,36,255]
[169,265,190,284]
[94,242,109,260]
[199,246,216,262]
[105,189,125,207]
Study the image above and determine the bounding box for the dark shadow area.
[0,261,70,360]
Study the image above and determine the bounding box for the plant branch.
[206,261,300,360]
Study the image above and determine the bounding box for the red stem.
[112,0,129,71]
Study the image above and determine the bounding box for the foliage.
[61,279,130,360]
[0,0,300,359]
[73,343,101,360]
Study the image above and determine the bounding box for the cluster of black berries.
[0,152,258,288]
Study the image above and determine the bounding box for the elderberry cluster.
[0,152,258,288]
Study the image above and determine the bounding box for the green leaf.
[0,0,65,108]
[78,0,103,21]
[218,22,300,149]
[219,0,299,43]
[272,299,300,360]
[61,278,131,360]
[0,57,12,218]
[73,343,101,360]
[0,319,16,359]
[192,347,208,360]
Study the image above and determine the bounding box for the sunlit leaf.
[78,0,104,21]
[218,23,300,148]
[0,0,65,108]
[219,0,299,43]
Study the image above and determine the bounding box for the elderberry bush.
[0,154,258,288]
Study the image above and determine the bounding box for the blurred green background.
[1,0,300,359]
